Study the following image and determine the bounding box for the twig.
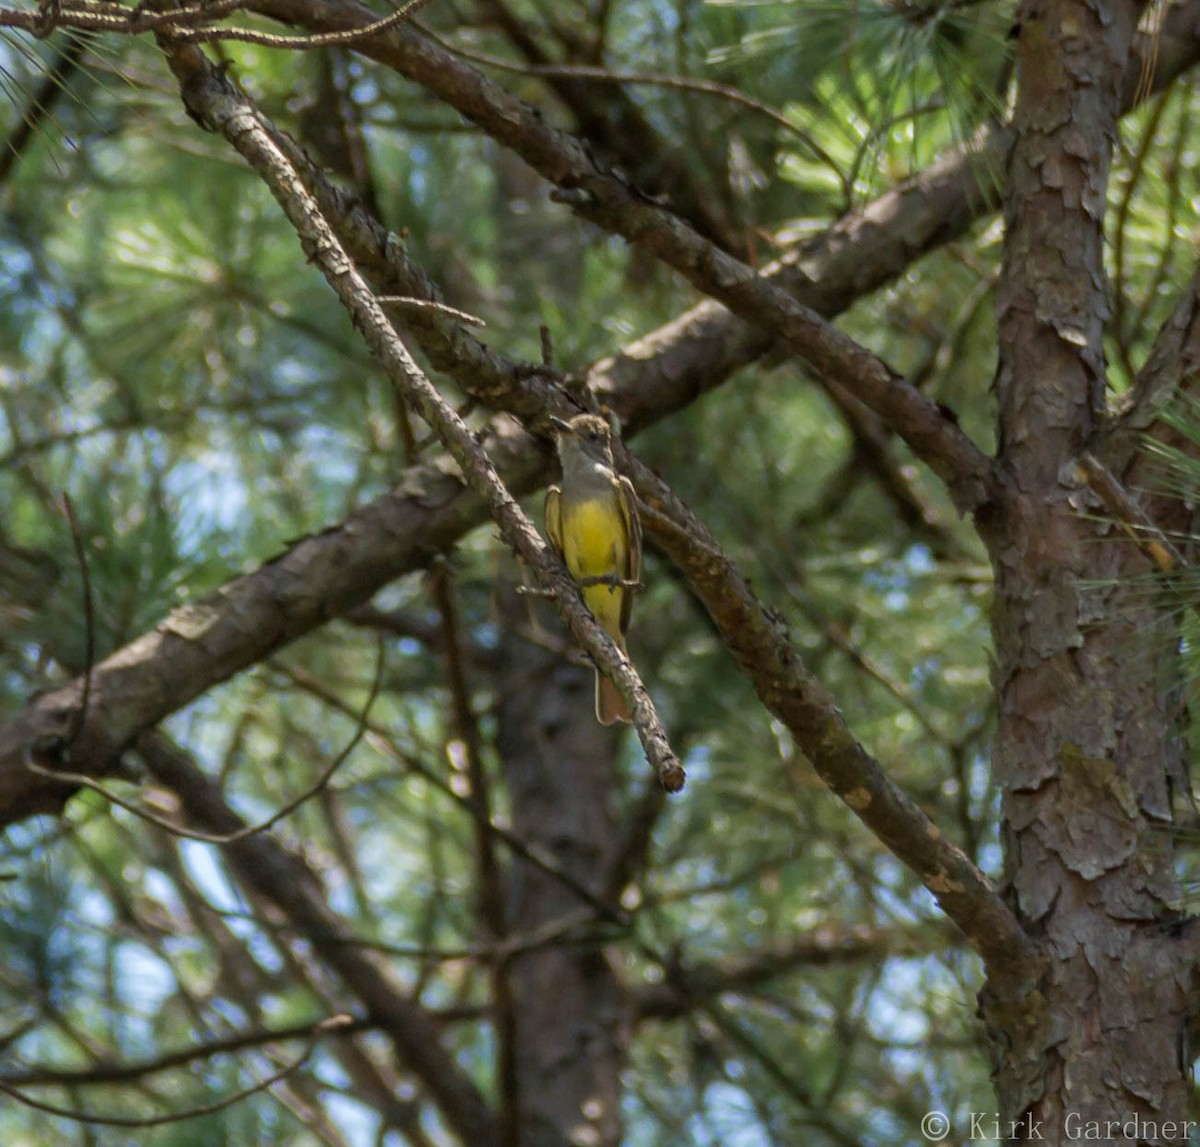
[24,639,385,844]
[420,28,848,199]
[0,0,250,36]
[205,903,607,964]
[0,1015,352,1128]
[1,1015,371,1087]
[377,295,486,327]
[171,0,439,47]
[1077,451,1185,573]
[59,492,94,753]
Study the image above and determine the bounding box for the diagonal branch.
[632,925,956,1022]
[2,0,1196,828]
[1,1015,375,1087]
[159,38,681,789]
[468,0,743,254]
[249,0,995,514]
[622,450,1039,989]
[133,732,503,1146]
[1100,265,1200,472]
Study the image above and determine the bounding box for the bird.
[544,413,642,725]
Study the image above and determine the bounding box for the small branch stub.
[660,760,686,793]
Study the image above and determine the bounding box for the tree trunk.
[984,0,1193,1137]
[494,574,627,1147]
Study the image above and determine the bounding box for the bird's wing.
[617,474,641,635]
[544,485,563,556]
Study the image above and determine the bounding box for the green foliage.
[713,0,1013,208]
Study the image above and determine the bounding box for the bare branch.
[0,0,250,36]
[23,638,384,844]
[622,450,1038,988]
[421,29,848,200]
[1104,266,1200,464]
[172,0,438,48]
[1,1015,372,1088]
[134,731,504,1146]
[0,1015,352,1128]
[633,926,953,1021]
[248,0,996,515]
[377,295,487,326]
[160,38,683,790]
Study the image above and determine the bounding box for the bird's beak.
[549,415,574,436]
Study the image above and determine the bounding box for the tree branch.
[2,0,1196,826]
[1101,265,1200,469]
[0,1015,351,1129]
[633,925,954,1022]
[621,450,1039,988]
[247,0,996,514]
[1,1015,373,1088]
[159,37,681,790]
[134,731,504,1146]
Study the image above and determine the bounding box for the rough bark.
[494,577,626,1147]
[983,0,1192,1137]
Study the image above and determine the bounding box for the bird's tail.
[595,672,630,725]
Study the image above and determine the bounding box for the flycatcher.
[545,413,642,725]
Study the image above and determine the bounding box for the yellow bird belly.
[560,498,628,644]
